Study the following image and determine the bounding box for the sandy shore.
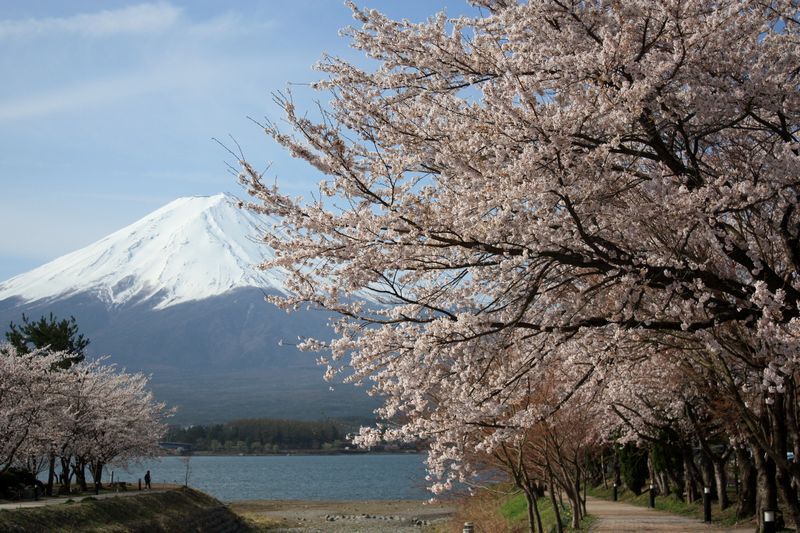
[229,499,455,532]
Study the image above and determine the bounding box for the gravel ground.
[229,499,455,532]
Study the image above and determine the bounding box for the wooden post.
[138,478,142,491]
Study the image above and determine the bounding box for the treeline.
[166,418,362,452]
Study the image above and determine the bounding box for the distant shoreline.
[157,450,423,458]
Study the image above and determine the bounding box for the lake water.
[114,454,429,502]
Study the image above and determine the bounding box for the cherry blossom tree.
[46,359,170,492]
[0,345,67,474]
[239,0,798,526]
[79,365,169,486]
[600,344,722,502]
[0,343,169,496]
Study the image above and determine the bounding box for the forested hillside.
[165,418,376,453]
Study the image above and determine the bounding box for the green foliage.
[649,432,682,476]
[617,444,649,495]
[0,468,39,499]
[498,491,594,532]
[5,313,89,369]
[498,491,528,521]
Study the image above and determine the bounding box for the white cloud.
[0,3,181,39]
[0,4,276,123]
[0,57,223,122]
[0,74,152,121]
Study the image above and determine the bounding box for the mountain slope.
[0,193,288,310]
[0,194,376,423]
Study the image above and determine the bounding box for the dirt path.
[230,499,454,532]
[587,497,752,532]
[0,483,178,511]
[0,488,170,510]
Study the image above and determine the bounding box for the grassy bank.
[0,487,256,533]
[586,484,754,530]
[453,487,595,532]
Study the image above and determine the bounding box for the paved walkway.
[587,497,752,532]
[0,489,167,510]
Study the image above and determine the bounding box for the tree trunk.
[754,446,779,533]
[92,462,104,487]
[736,447,756,519]
[601,451,608,489]
[783,379,800,493]
[777,472,800,531]
[547,474,563,533]
[582,463,587,517]
[683,448,698,503]
[569,493,581,529]
[700,453,716,499]
[46,453,55,497]
[570,474,582,529]
[665,459,684,501]
[59,457,71,494]
[74,459,88,492]
[647,453,656,494]
[523,485,543,533]
[712,457,730,511]
[770,394,800,528]
[659,471,671,497]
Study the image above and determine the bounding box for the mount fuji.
[0,193,376,423]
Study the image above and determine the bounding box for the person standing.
[144,470,151,490]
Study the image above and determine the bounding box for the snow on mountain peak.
[0,193,288,310]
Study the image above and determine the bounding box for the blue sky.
[0,1,474,281]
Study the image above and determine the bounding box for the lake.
[114,454,429,502]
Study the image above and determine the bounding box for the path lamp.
[612,482,618,501]
[463,522,474,533]
[702,487,711,522]
[763,509,776,533]
[648,484,656,508]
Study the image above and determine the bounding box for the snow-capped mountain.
[0,193,288,310]
[0,193,376,423]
